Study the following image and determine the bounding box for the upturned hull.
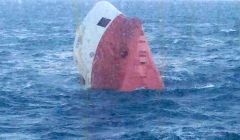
[74,1,164,91]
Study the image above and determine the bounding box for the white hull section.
[73,1,121,87]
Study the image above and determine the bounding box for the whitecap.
[194,84,215,89]
[173,39,179,44]
[220,29,237,33]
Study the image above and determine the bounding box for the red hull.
[91,15,164,91]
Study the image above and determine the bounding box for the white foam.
[195,83,215,89]
[220,29,237,33]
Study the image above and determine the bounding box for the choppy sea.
[0,0,240,139]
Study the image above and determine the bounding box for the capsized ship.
[73,1,164,91]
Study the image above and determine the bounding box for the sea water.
[0,0,240,139]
